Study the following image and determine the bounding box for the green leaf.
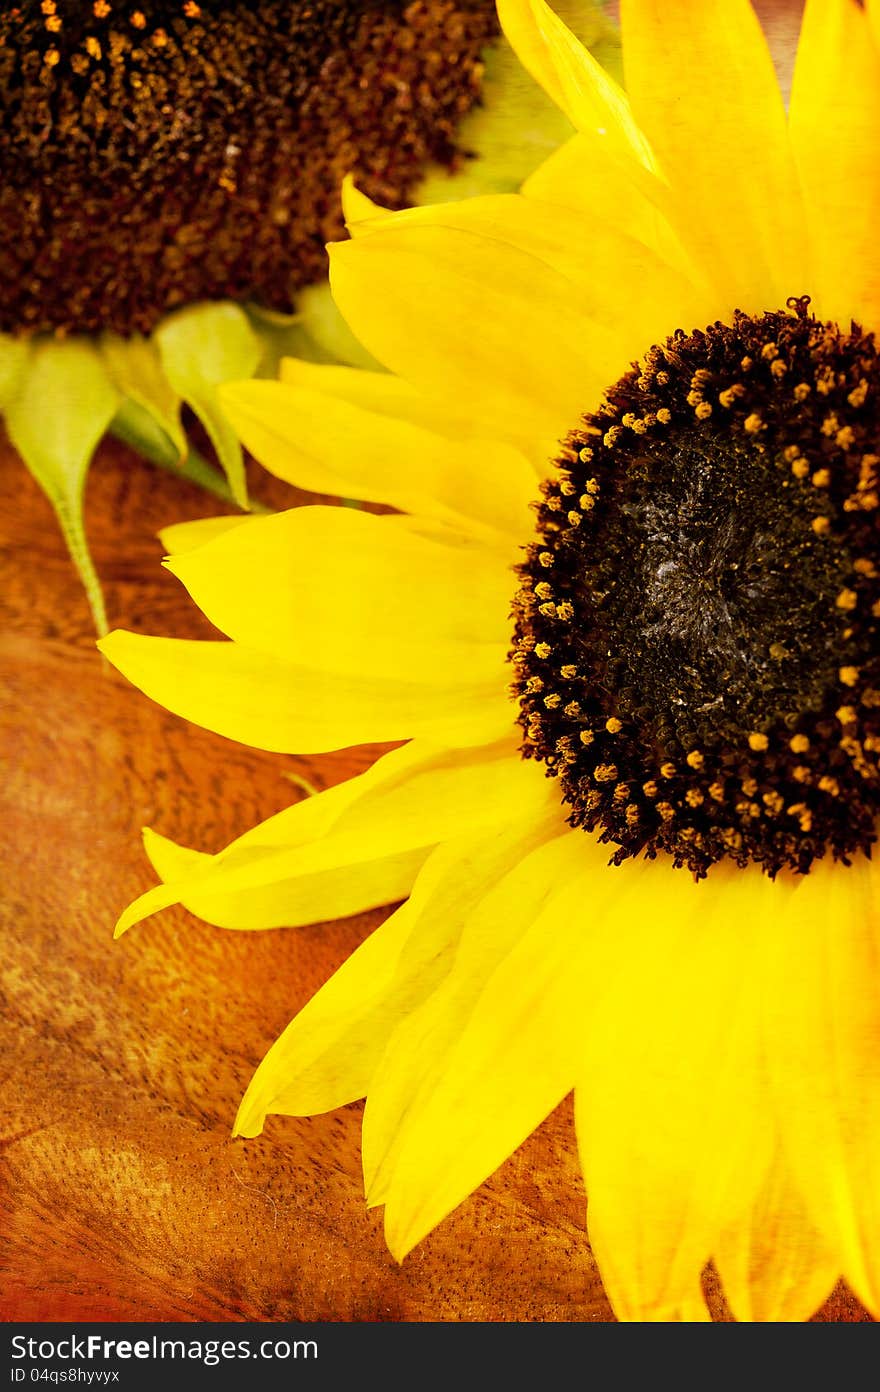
[154,301,261,509]
[100,331,187,462]
[4,337,120,635]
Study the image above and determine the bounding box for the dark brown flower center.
[512,302,880,877]
[0,0,498,335]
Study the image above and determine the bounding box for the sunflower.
[0,0,616,632]
[100,0,880,1321]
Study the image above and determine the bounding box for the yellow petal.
[356,191,707,337]
[98,630,513,755]
[340,174,391,229]
[496,0,654,167]
[219,379,536,544]
[663,1294,712,1323]
[363,826,605,1221]
[575,861,779,1322]
[278,358,446,423]
[763,855,880,1316]
[164,505,512,684]
[234,804,562,1132]
[714,1150,839,1322]
[329,217,596,446]
[329,196,707,446]
[121,737,549,935]
[620,0,805,311]
[522,133,704,288]
[789,0,880,331]
[235,898,420,1129]
[378,832,619,1261]
[141,827,424,939]
[158,514,253,555]
[276,358,540,466]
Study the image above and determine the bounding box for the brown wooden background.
[0,432,871,1323]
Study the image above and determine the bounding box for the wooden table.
[0,434,871,1322]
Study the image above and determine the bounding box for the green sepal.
[100,331,187,463]
[110,397,269,512]
[3,337,120,635]
[289,283,383,371]
[154,301,262,508]
[247,288,382,376]
[110,397,183,471]
[245,302,337,376]
[0,332,30,407]
[416,0,621,205]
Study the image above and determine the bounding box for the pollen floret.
[512,304,880,877]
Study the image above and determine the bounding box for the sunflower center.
[0,0,498,335]
[512,303,880,877]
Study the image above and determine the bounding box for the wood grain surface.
[0,433,873,1323]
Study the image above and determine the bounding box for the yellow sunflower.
[1,0,615,631]
[101,0,880,1321]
